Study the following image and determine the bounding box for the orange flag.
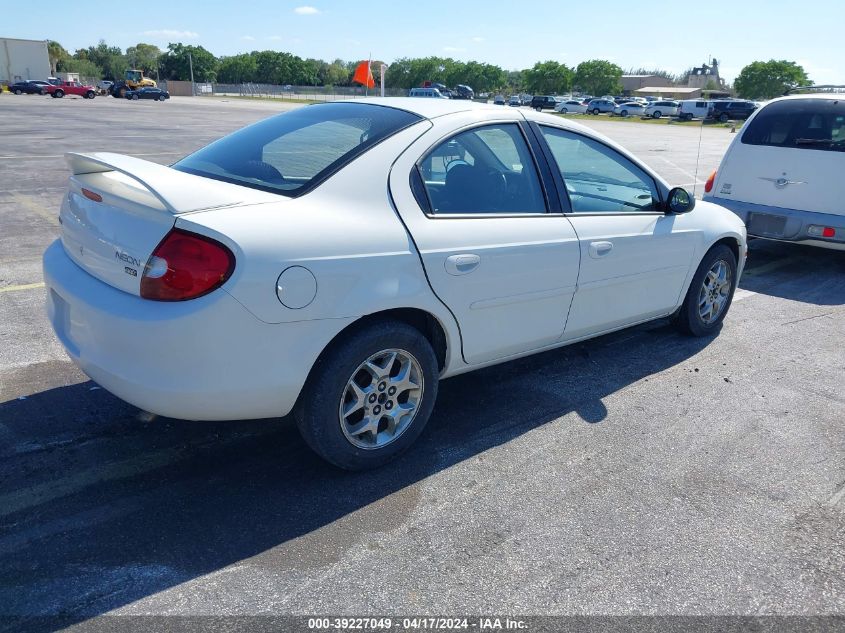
[352,60,375,89]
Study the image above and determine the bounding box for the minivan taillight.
[141,229,235,301]
[704,169,717,193]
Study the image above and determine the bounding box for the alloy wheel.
[698,260,732,325]
[339,348,424,450]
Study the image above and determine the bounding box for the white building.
[1,37,51,84]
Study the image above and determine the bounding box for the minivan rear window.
[173,102,422,197]
[742,98,844,152]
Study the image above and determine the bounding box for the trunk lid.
[59,152,278,295]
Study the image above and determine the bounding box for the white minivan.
[703,92,845,249]
[677,99,713,120]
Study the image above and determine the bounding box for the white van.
[409,87,448,99]
[703,92,845,249]
[677,99,713,121]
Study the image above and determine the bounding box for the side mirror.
[666,187,695,214]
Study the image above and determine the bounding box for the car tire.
[86,91,95,99]
[13,88,22,95]
[158,94,166,101]
[621,109,628,117]
[592,108,600,115]
[653,110,662,119]
[54,90,64,98]
[719,112,729,123]
[560,107,567,114]
[295,319,439,470]
[675,244,738,337]
[132,94,139,100]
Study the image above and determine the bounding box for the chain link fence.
[188,82,409,100]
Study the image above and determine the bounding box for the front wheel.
[592,108,600,115]
[295,320,439,470]
[652,110,662,119]
[719,112,729,123]
[86,91,95,99]
[675,244,738,336]
[131,94,139,100]
[54,90,64,98]
[560,107,567,114]
[158,94,166,101]
[621,109,628,117]
[13,88,22,95]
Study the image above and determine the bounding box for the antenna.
[692,115,705,197]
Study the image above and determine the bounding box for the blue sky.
[7,0,844,84]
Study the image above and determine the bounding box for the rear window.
[173,102,422,197]
[742,99,844,152]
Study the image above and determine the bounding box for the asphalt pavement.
[0,95,843,631]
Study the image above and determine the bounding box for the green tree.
[523,60,573,95]
[47,40,69,75]
[160,43,218,82]
[125,43,161,75]
[75,40,126,80]
[734,60,811,99]
[217,53,258,83]
[323,59,350,86]
[574,59,623,95]
[56,57,102,79]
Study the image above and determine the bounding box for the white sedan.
[612,102,647,117]
[554,100,588,114]
[44,99,746,469]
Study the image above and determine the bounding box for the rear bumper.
[43,240,353,420]
[702,196,845,248]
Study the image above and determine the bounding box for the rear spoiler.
[65,152,277,214]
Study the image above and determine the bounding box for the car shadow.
[0,321,713,631]
[739,239,845,306]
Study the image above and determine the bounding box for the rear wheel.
[719,112,729,123]
[675,244,737,336]
[295,320,439,470]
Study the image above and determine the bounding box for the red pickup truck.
[45,81,97,99]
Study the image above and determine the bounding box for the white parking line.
[0,282,45,294]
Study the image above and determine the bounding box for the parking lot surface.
[0,96,843,629]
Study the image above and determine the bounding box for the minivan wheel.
[295,320,439,470]
[675,244,737,337]
[653,110,662,119]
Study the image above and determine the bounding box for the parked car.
[493,94,506,105]
[45,80,97,99]
[44,98,746,470]
[431,83,452,98]
[452,84,474,100]
[612,102,646,117]
[677,99,713,121]
[707,100,758,122]
[644,100,680,119]
[554,99,588,114]
[507,95,521,107]
[703,91,844,250]
[530,95,559,111]
[586,98,616,114]
[9,80,50,95]
[409,87,448,99]
[124,87,170,101]
[97,80,114,95]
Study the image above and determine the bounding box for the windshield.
[173,102,422,197]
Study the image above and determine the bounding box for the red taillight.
[140,229,235,301]
[704,169,717,193]
[823,227,836,238]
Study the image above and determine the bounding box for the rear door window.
[742,98,845,152]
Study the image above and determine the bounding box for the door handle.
[445,253,480,275]
[589,241,614,258]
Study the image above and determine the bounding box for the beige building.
[635,86,703,99]
[621,74,673,94]
[1,37,50,84]
[687,59,725,90]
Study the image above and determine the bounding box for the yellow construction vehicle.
[110,69,157,98]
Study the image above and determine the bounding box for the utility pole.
[188,52,195,96]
